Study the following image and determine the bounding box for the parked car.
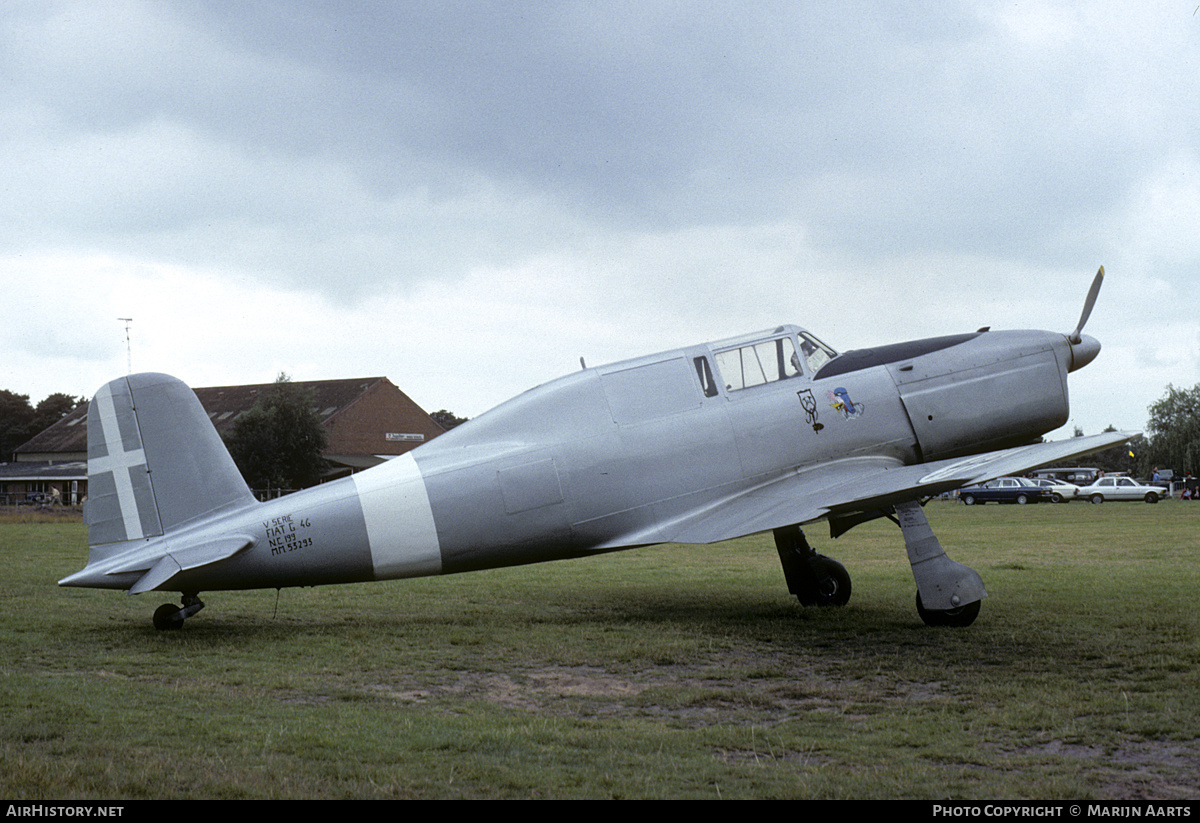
[1076,476,1169,503]
[1031,478,1080,503]
[1032,467,1101,486]
[959,477,1050,505]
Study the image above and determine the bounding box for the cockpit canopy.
[705,327,838,394]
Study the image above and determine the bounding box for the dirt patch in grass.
[359,667,649,710]
[350,654,949,723]
[1010,740,1200,800]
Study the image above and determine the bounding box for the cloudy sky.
[2,1,1196,439]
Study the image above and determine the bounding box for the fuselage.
[62,324,1094,594]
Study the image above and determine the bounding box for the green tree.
[0,390,35,459]
[224,373,328,491]
[1144,383,1200,478]
[31,393,86,434]
[0,390,86,459]
[429,409,468,430]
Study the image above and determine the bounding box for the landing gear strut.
[773,525,851,607]
[894,500,985,627]
[152,592,205,630]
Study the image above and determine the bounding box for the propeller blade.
[1069,266,1104,344]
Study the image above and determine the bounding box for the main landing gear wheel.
[151,593,205,630]
[809,555,852,607]
[773,525,852,608]
[915,591,981,628]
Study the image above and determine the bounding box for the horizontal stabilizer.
[127,534,255,595]
[128,555,182,596]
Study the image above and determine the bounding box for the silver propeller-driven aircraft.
[62,268,1128,629]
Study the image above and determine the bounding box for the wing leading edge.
[599,431,1132,548]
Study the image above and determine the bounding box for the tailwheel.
[153,603,184,631]
[152,592,205,630]
[915,591,981,628]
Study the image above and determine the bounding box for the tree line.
[1140,383,1200,480]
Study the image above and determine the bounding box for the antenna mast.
[118,317,133,374]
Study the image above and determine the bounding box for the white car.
[1076,476,1168,504]
[1032,478,1080,503]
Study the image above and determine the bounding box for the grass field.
[2,502,1198,799]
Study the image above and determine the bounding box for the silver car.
[1075,476,1168,504]
[1032,478,1080,503]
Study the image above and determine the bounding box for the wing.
[597,431,1132,547]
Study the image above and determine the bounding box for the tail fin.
[86,374,255,550]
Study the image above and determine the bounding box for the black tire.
[1015,494,1029,505]
[916,592,981,628]
[962,494,976,506]
[1090,494,1104,504]
[153,604,184,631]
[1145,492,1159,503]
[810,555,852,607]
[1050,493,1064,504]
